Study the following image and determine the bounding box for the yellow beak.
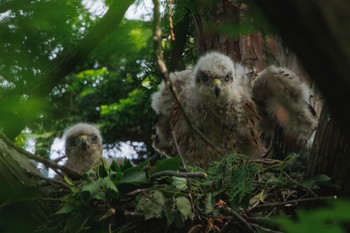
[213,79,221,97]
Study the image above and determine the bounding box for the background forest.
[1,0,350,232]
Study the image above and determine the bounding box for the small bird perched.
[63,123,103,174]
[151,52,317,168]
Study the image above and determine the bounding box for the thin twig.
[124,210,144,218]
[152,0,222,153]
[53,155,66,163]
[171,131,187,170]
[219,206,254,232]
[250,223,283,233]
[127,184,168,196]
[149,170,207,179]
[253,196,334,209]
[283,171,319,198]
[0,131,82,179]
[29,171,70,189]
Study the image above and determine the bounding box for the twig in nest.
[250,158,282,164]
[0,131,82,179]
[250,223,283,233]
[149,170,207,179]
[29,171,70,189]
[124,210,144,218]
[127,184,168,196]
[283,171,319,198]
[251,196,335,209]
[152,0,222,154]
[171,131,187,170]
[219,205,254,233]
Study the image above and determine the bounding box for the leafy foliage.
[277,200,350,233]
[34,151,342,233]
[41,156,198,232]
[208,154,260,207]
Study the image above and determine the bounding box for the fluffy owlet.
[151,51,317,168]
[63,123,103,173]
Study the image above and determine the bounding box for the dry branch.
[0,131,82,179]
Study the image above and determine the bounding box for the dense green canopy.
[0,0,192,159]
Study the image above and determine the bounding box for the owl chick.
[152,52,266,168]
[63,123,103,174]
[152,52,318,167]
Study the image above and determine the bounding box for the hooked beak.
[78,135,88,150]
[213,79,221,98]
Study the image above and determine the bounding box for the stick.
[253,196,334,209]
[283,171,319,198]
[219,206,254,232]
[0,132,82,179]
[149,171,207,179]
[171,131,187,170]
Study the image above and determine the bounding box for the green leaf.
[163,207,175,226]
[63,176,75,186]
[135,190,165,220]
[101,177,119,197]
[314,175,332,184]
[205,193,215,214]
[152,157,181,174]
[79,87,95,97]
[118,165,147,185]
[276,199,350,233]
[55,203,75,215]
[81,179,102,197]
[302,179,318,190]
[172,177,188,190]
[175,196,194,221]
[110,160,122,172]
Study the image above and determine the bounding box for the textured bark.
[306,108,350,196]
[0,139,48,232]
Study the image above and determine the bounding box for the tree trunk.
[0,138,48,232]
[306,107,350,196]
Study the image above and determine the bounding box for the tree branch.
[0,131,82,179]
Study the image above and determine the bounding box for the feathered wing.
[151,70,193,156]
[252,66,318,144]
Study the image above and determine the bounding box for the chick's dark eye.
[68,138,76,147]
[224,73,232,82]
[91,135,98,143]
[201,73,209,82]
